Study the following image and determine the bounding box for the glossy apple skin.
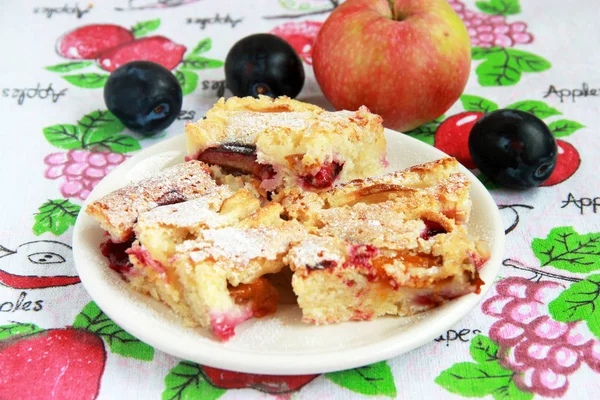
[313,0,471,131]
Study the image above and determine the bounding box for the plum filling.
[155,189,186,206]
[420,220,447,240]
[209,309,253,341]
[126,242,167,275]
[300,161,344,189]
[307,260,338,271]
[197,143,275,180]
[228,277,280,318]
[100,237,134,278]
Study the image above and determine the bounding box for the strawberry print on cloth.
[47,20,223,95]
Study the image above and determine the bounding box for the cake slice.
[185,95,387,193]
[281,158,488,324]
[170,204,306,340]
[86,160,215,243]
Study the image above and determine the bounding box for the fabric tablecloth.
[1,0,599,399]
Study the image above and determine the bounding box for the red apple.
[201,366,318,393]
[540,140,580,186]
[0,329,106,400]
[434,112,484,169]
[312,0,471,131]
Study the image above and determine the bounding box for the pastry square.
[86,160,215,243]
[281,158,488,324]
[185,95,387,193]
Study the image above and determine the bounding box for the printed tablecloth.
[1,0,599,399]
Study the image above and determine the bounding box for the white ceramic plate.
[73,129,504,375]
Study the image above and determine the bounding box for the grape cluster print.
[482,277,598,397]
[448,0,533,48]
[44,150,127,200]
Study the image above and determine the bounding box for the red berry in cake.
[201,366,318,393]
[540,140,580,186]
[0,329,106,400]
[434,112,485,169]
[300,161,344,189]
[97,36,186,72]
[270,21,322,64]
[57,24,134,60]
[44,150,127,200]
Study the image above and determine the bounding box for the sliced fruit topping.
[300,161,343,189]
[100,237,134,278]
[420,219,448,240]
[197,144,275,180]
[228,277,280,318]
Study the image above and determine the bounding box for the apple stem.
[386,0,397,20]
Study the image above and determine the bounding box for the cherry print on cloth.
[406,95,583,188]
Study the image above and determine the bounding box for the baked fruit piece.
[129,187,305,340]
[279,158,489,324]
[185,95,387,193]
[85,160,216,243]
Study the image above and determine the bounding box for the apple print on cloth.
[0,240,80,289]
[436,226,600,399]
[406,95,583,188]
[47,20,223,95]
[0,302,153,400]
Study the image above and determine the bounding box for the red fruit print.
[271,21,322,64]
[434,112,484,169]
[97,36,186,72]
[58,24,134,60]
[540,140,580,187]
[448,0,533,48]
[201,366,318,394]
[0,329,106,400]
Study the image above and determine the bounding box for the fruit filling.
[100,237,134,278]
[228,277,280,318]
[196,143,275,181]
[420,220,448,240]
[300,161,344,189]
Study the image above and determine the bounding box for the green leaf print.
[505,100,561,119]
[460,95,498,113]
[190,38,212,56]
[471,48,551,87]
[74,302,154,361]
[163,362,225,400]
[33,199,80,236]
[549,274,600,339]
[61,73,109,88]
[435,335,533,400]
[174,70,199,96]
[325,361,397,397]
[404,115,445,146]
[43,124,84,150]
[181,57,224,70]
[475,0,521,16]
[131,19,161,37]
[46,61,94,73]
[548,119,585,137]
[0,322,44,340]
[532,226,600,273]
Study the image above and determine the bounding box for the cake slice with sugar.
[280,158,488,324]
[185,95,387,194]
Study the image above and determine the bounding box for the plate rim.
[73,128,505,375]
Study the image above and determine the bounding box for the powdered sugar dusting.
[181,225,303,264]
[287,235,344,268]
[225,111,313,143]
[138,186,233,228]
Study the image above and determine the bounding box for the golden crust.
[185,95,387,191]
[85,160,216,243]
